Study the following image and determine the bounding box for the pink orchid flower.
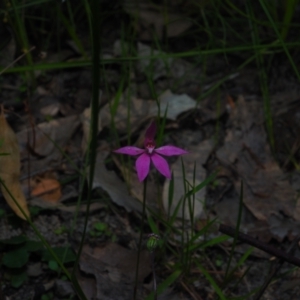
[114,122,187,182]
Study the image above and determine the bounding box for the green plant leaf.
[2,249,29,268]
[48,260,59,272]
[22,240,44,252]
[0,209,5,217]
[42,247,76,264]
[185,172,217,197]
[196,261,226,300]
[94,222,107,232]
[0,235,27,245]
[145,269,182,300]
[11,271,27,288]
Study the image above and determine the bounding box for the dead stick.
[253,234,300,300]
[219,224,300,267]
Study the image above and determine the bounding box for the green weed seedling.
[0,209,6,218]
[41,292,54,300]
[54,225,68,236]
[0,234,76,288]
[0,235,43,288]
[28,206,43,217]
[89,221,111,237]
[41,246,76,272]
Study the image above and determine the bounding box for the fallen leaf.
[17,115,81,176]
[0,108,30,220]
[17,115,80,158]
[135,42,173,80]
[123,0,192,40]
[76,269,97,300]
[31,178,62,203]
[114,41,204,97]
[79,243,150,300]
[100,89,196,134]
[216,95,299,241]
[90,151,142,213]
[40,103,60,117]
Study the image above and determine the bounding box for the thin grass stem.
[134,177,148,299]
[150,251,157,300]
[224,181,244,281]
[70,1,100,297]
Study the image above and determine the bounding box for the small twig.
[253,234,300,300]
[219,224,300,267]
[180,280,204,300]
[0,46,35,75]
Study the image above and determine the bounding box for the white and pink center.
[146,142,155,154]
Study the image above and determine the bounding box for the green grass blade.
[281,0,298,39]
[145,269,182,300]
[196,261,227,300]
[259,0,300,82]
[246,0,274,150]
[71,0,100,292]
[225,181,244,279]
[185,171,217,198]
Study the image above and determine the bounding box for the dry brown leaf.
[79,243,150,300]
[90,151,142,213]
[0,109,30,220]
[123,0,192,40]
[17,115,80,158]
[216,95,299,241]
[99,90,195,134]
[31,178,62,203]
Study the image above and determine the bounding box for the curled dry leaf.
[0,109,30,220]
[31,178,62,203]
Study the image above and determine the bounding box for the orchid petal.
[151,153,171,179]
[136,153,151,181]
[114,146,144,156]
[155,145,188,156]
[144,121,157,147]
[145,121,156,140]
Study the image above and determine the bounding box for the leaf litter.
[79,243,151,300]
[2,14,300,299]
[123,0,192,40]
[0,107,30,220]
[30,177,62,203]
[90,150,143,213]
[216,95,300,241]
[99,89,196,134]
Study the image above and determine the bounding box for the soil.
[1,1,300,299]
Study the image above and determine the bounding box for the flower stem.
[150,251,158,300]
[133,177,148,299]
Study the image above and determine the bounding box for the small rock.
[27,262,43,277]
[55,279,75,298]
